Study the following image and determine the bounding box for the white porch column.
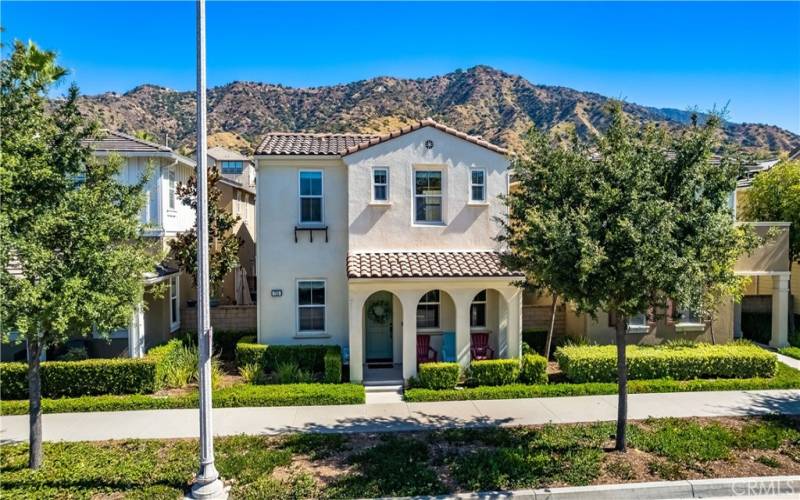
[498,288,522,359]
[770,275,790,348]
[348,291,368,383]
[128,302,145,358]
[451,291,474,369]
[398,292,419,380]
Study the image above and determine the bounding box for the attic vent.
[424,139,434,149]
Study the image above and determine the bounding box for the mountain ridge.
[76,65,799,154]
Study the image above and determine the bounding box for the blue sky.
[3,1,799,133]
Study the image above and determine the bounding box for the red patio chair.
[470,332,495,360]
[417,335,437,365]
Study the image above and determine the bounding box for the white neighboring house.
[255,119,523,383]
[208,146,256,188]
[86,130,196,357]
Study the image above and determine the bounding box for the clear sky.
[3,1,799,133]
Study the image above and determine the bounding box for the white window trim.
[627,312,649,334]
[412,167,445,226]
[169,275,180,332]
[417,290,441,331]
[674,306,706,332]
[370,166,390,204]
[469,167,488,204]
[470,290,488,330]
[167,167,177,213]
[296,279,327,337]
[297,170,324,226]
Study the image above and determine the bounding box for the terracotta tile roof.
[255,132,378,155]
[347,251,522,279]
[255,118,509,156]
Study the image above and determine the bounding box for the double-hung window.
[297,280,325,333]
[417,290,440,329]
[169,276,180,331]
[627,312,648,333]
[221,160,243,174]
[372,167,389,202]
[470,290,487,329]
[298,171,323,225]
[414,170,442,223]
[168,168,176,210]
[470,168,486,203]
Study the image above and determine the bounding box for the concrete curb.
[394,475,800,499]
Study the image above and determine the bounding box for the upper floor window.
[470,290,487,328]
[168,168,176,210]
[298,171,323,225]
[470,168,486,202]
[372,167,389,202]
[414,170,442,224]
[221,161,243,174]
[417,290,440,329]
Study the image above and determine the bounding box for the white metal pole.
[190,0,225,498]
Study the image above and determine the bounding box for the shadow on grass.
[264,412,515,435]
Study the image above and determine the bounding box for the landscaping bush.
[519,354,548,384]
[469,359,520,386]
[0,358,157,399]
[147,339,188,390]
[522,330,548,356]
[555,343,777,383]
[178,330,256,360]
[236,340,342,384]
[779,346,800,361]
[0,383,366,415]
[417,362,460,390]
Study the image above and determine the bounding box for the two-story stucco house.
[254,119,523,383]
[87,131,196,356]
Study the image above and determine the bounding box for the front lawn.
[406,361,800,402]
[2,416,799,498]
[0,383,365,416]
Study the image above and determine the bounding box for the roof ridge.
[263,131,380,138]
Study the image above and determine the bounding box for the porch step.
[363,383,404,393]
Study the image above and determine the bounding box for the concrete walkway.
[2,389,799,444]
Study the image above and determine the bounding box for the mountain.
[76,66,800,154]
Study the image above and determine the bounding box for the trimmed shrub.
[235,340,342,384]
[0,383,366,415]
[418,362,460,390]
[0,358,157,399]
[178,330,256,360]
[555,343,777,383]
[779,346,800,361]
[469,359,521,386]
[323,348,342,383]
[519,354,548,384]
[147,339,186,390]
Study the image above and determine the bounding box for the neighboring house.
[255,119,523,383]
[86,131,196,356]
[203,147,257,305]
[208,146,256,188]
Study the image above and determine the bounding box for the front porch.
[348,278,523,383]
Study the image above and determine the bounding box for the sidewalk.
[2,389,799,443]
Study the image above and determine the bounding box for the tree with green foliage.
[0,41,158,468]
[169,166,241,297]
[500,103,755,451]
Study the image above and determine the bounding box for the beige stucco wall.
[217,182,257,303]
[256,157,349,347]
[734,223,791,274]
[344,127,510,252]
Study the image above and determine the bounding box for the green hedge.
[235,341,342,383]
[0,383,366,415]
[469,359,521,386]
[417,362,460,390]
[178,330,256,360]
[146,339,185,390]
[555,343,777,383]
[520,354,548,384]
[0,358,157,399]
[405,362,800,402]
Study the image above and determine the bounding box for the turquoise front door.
[365,292,393,361]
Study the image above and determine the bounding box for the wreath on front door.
[367,299,391,323]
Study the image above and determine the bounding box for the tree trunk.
[544,294,558,359]
[27,337,43,469]
[614,314,628,452]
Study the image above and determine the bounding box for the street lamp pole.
[190,0,226,498]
